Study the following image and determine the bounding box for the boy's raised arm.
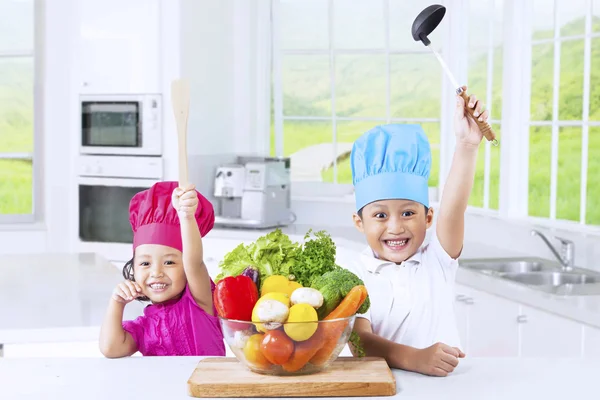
[437,88,489,259]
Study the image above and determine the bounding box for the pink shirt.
[122,281,225,356]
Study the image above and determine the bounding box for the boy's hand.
[112,281,143,304]
[172,184,199,220]
[454,85,490,147]
[412,342,466,377]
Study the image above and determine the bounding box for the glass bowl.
[219,315,356,376]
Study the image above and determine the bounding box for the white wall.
[180,0,235,156]
[44,0,79,254]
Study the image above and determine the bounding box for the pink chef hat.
[129,181,214,252]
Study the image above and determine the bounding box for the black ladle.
[411,4,498,145]
[411,4,446,47]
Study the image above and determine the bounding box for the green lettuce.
[214,243,254,282]
[215,229,301,286]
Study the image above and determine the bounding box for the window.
[528,0,600,225]
[270,0,599,229]
[271,0,445,189]
[0,0,37,222]
[466,0,503,210]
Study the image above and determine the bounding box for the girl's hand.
[112,281,143,304]
[172,184,199,220]
[454,85,490,147]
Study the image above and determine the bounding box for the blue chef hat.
[351,124,431,212]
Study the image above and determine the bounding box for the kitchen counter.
[205,224,600,329]
[2,225,598,353]
[0,253,145,346]
[0,356,597,399]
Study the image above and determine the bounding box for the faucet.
[531,229,575,270]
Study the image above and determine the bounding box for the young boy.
[345,87,489,377]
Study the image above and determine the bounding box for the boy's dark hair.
[357,205,429,219]
[123,257,150,302]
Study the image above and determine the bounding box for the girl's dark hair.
[123,257,150,302]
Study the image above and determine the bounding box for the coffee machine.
[213,156,294,229]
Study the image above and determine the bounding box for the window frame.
[0,0,43,225]
[526,0,600,225]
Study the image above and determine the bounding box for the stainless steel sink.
[501,271,600,286]
[460,258,558,274]
[460,257,600,296]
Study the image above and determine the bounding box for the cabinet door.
[519,306,583,357]
[454,284,472,352]
[583,325,600,357]
[466,289,520,357]
[79,0,160,93]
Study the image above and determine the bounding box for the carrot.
[281,330,324,372]
[310,285,368,366]
[324,285,368,321]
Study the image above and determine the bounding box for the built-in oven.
[80,94,162,156]
[76,155,163,263]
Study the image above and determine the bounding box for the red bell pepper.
[213,275,259,321]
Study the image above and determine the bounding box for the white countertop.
[0,356,597,400]
[0,253,145,345]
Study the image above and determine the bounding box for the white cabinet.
[519,306,583,358]
[583,325,600,357]
[454,284,599,358]
[454,285,519,357]
[454,287,470,351]
[468,290,520,357]
[78,0,161,94]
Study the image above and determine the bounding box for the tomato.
[243,334,272,369]
[260,330,294,365]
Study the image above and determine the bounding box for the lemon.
[261,275,290,297]
[286,281,303,296]
[284,303,318,341]
[261,275,303,297]
[259,292,290,307]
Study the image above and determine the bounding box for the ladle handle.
[459,90,498,146]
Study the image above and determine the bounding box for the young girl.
[99,181,225,357]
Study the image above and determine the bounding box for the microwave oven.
[79,94,162,156]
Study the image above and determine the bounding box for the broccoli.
[349,331,366,358]
[310,267,371,320]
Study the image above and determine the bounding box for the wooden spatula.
[171,79,191,188]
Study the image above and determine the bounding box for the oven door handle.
[77,177,161,187]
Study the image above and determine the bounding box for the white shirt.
[340,233,461,349]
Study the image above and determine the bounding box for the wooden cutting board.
[187,357,396,398]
